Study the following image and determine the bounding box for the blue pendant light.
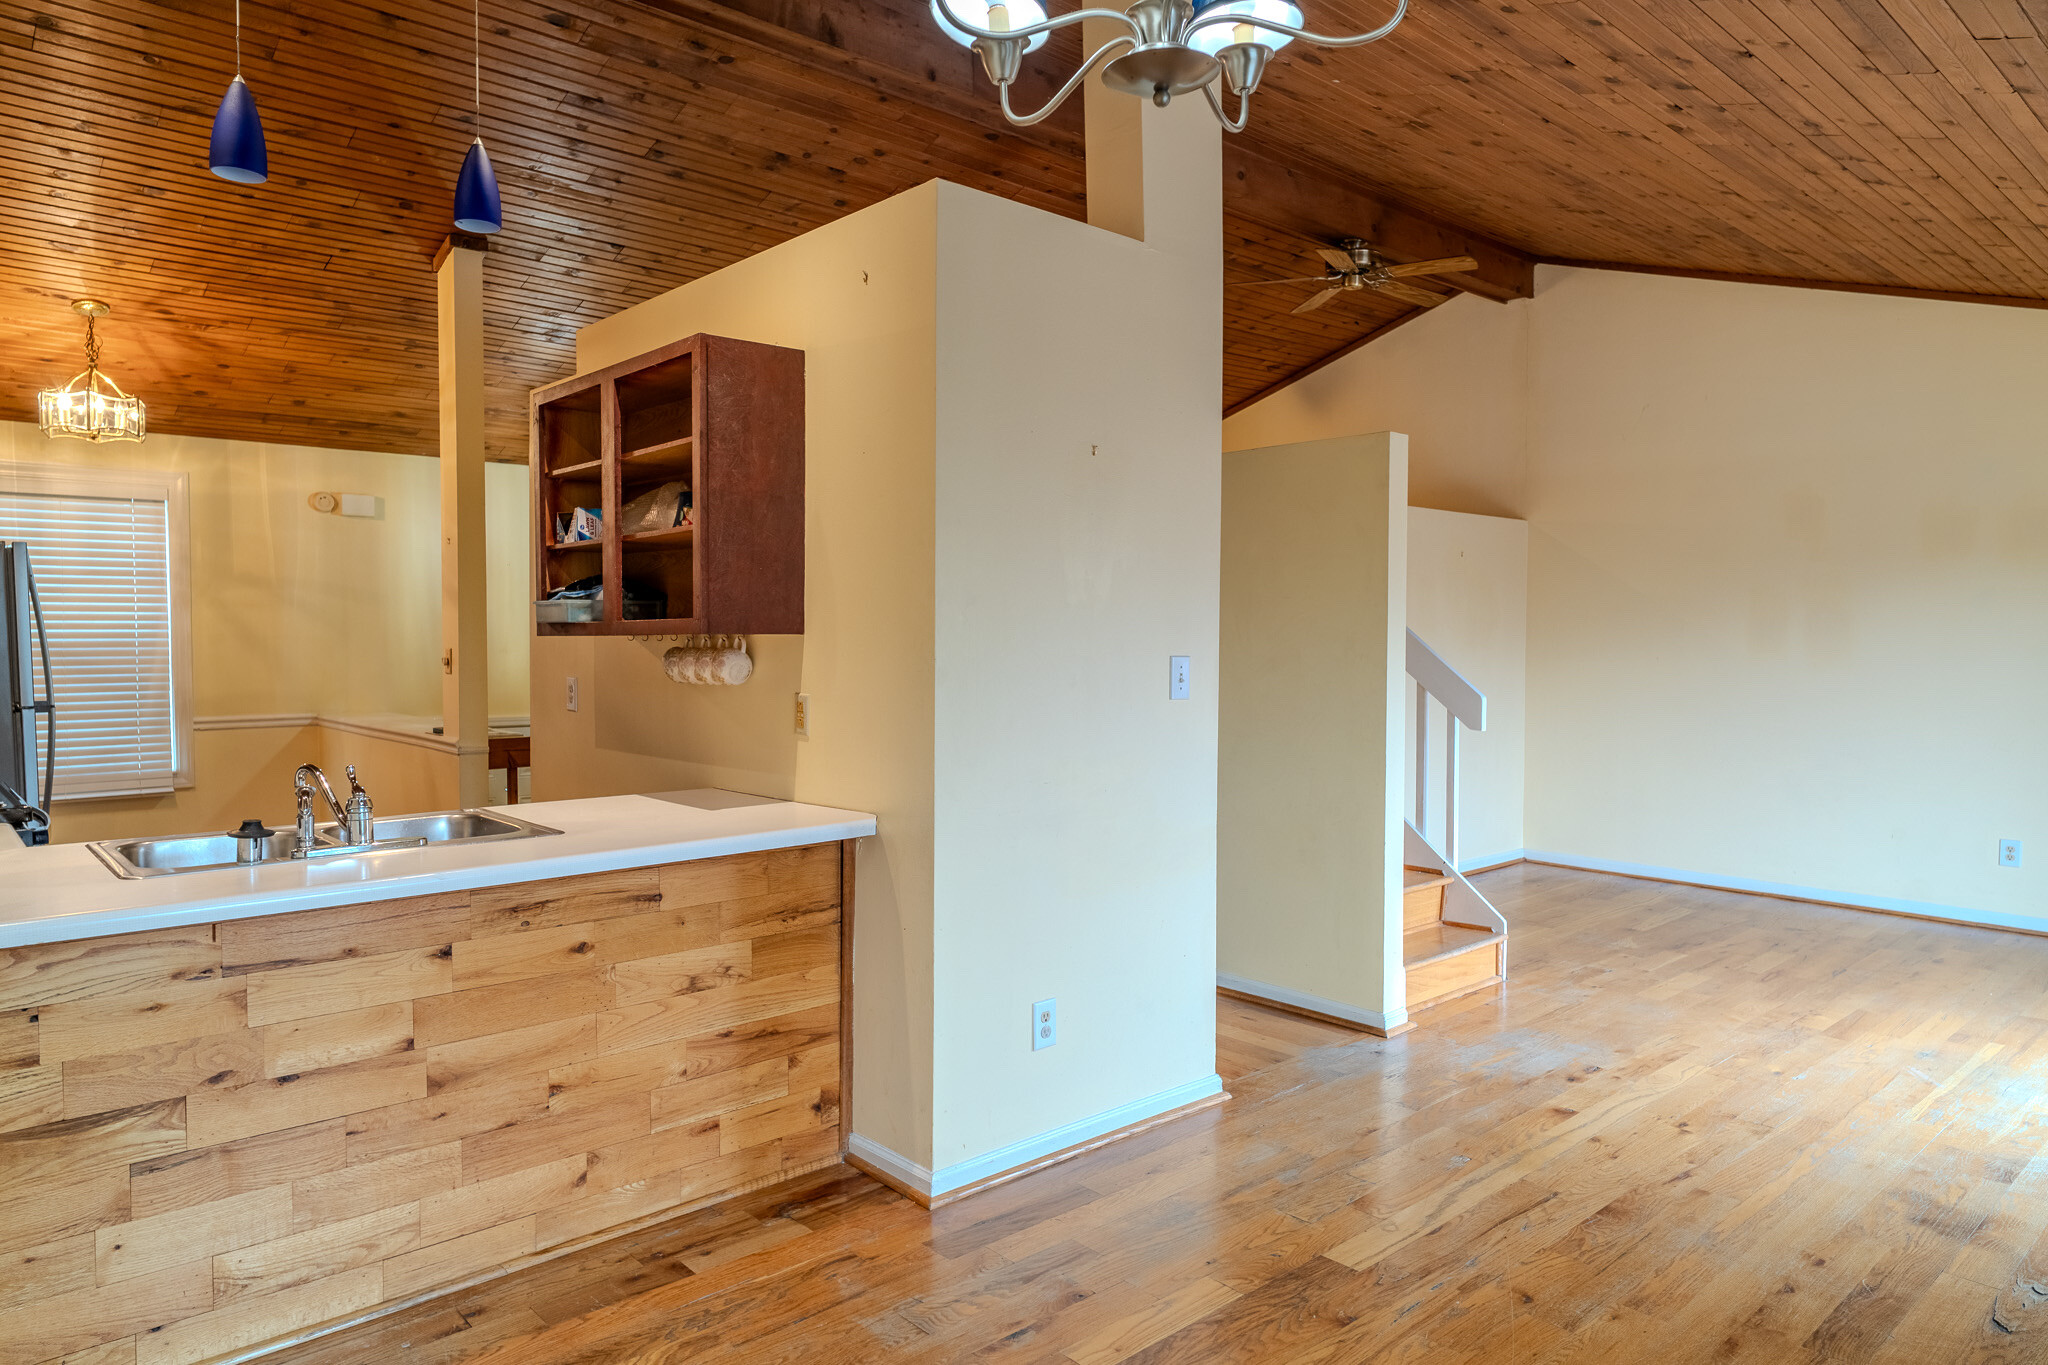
[452,0,503,233]
[453,139,501,233]
[208,0,268,183]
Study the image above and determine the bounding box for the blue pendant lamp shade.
[453,138,502,234]
[208,74,268,183]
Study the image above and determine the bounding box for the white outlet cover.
[1032,998,1056,1051]
[566,676,579,712]
[2001,839,2023,868]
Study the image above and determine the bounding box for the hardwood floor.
[272,864,2048,1364]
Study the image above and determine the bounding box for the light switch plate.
[1169,656,1191,701]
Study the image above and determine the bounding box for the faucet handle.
[346,764,365,797]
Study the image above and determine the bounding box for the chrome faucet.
[294,763,374,849]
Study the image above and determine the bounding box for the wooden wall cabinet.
[532,334,804,636]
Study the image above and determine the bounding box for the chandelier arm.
[931,0,1141,47]
[1201,81,1252,133]
[996,35,1138,125]
[1182,0,1408,47]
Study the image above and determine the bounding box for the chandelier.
[932,0,1406,131]
[38,300,147,444]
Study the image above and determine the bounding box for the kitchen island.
[0,791,873,1365]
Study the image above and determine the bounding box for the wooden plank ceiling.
[4,0,2047,459]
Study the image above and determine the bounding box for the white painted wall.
[1407,508,1527,871]
[1226,264,2048,932]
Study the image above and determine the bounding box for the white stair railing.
[1406,629,1506,938]
[1408,628,1485,869]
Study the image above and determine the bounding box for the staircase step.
[1403,923,1506,1013]
[1404,866,1452,891]
[1402,867,1452,931]
[1402,922,1501,968]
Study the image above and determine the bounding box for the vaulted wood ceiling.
[5,0,2047,460]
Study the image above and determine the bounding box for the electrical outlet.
[2001,839,2023,868]
[1032,998,1057,1051]
[1169,655,1191,701]
[565,676,579,712]
[794,692,811,737]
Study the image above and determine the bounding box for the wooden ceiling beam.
[1221,142,1534,304]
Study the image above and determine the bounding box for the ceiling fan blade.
[1291,288,1342,314]
[1315,247,1358,273]
[1228,275,1332,287]
[1372,279,1450,308]
[1385,255,1479,278]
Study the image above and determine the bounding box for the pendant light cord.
[234,0,242,76]
[82,316,100,374]
[473,0,482,132]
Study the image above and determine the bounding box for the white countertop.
[0,791,876,949]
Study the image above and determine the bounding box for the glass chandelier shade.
[209,74,269,183]
[936,0,1051,53]
[38,303,146,444]
[1185,0,1304,54]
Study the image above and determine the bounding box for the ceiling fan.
[1239,239,1480,314]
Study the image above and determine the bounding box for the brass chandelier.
[38,300,146,444]
[931,0,1406,132]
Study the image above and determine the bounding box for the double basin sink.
[88,809,561,879]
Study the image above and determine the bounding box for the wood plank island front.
[0,793,873,1365]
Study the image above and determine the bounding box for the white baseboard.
[1216,972,1410,1034]
[1459,848,1527,874]
[1525,849,2048,938]
[847,1072,1224,1201]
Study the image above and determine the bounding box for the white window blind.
[0,472,186,799]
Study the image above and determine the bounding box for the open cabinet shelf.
[530,334,804,637]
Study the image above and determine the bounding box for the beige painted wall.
[928,175,1220,1170]
[537,154,1223,1175]
[1219,434,1408,1029]
[0,423,531,842]
[540,184,940,1161]
[1224,297,1530,519]
[1226,264,2048,931]
[1523,266,2048,929]
[1407,508,1527,870]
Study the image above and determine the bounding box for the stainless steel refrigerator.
[0,541,53,846]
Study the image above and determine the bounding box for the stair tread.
[1404,867,1453,891]
[1403,921,1504,968]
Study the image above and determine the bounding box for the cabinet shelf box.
[530,334,802,638]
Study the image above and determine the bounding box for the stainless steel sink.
[88,808,561,880]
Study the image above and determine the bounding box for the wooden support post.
[436,233,491,808]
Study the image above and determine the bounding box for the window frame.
[0,460,195,799]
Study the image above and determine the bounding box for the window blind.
[0,487,177,798]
